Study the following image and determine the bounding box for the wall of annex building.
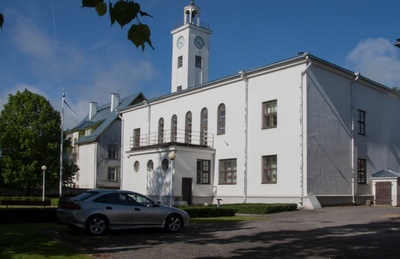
[306,66,353,196]
[75,143,97,188]
[122,147,215,204]
[306,65,400,197]
[352,79,400,195]
[96,121,122,189]
[245,65,305,199]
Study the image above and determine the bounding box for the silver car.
[57,189,189,235]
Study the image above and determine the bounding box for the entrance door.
[182,178,192,205]
[375,182,392,205]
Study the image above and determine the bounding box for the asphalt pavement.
[47,205,400,258]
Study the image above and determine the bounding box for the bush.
[0,208,58,224]
[221,203,298,214]
[183,207,237,218]
[178,203,297,218]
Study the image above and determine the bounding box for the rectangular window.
[108,144,118,159]
[108,167,117,181]
[133,128,140,147]
[195,55,202,68]
[197,160,211,184]
[358,159,367,184]
[219,159,237,184]
[262,155,277,184]
[178,56,183,68]
[358,110,366,135]
[262,100,277,129]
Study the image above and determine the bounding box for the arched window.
[147,160,154,172]
[217,103,226,135]
[200,108,208,145]
[171,115,178,142]
[158,118,164,143]
[185,111,192,143]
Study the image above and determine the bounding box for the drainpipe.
[351,73,360,204]
[300,55,312,206]
[119,113,124,189]
[143,100,150,194]
[239,70,249,203]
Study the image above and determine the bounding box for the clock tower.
[171,1,212,93]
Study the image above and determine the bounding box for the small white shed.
[372,169,400,207]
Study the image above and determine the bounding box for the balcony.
[130,129,214,150]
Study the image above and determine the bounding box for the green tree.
[0,89,77,195]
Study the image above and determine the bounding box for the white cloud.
[346,38,400,87]
[11,13,57,60]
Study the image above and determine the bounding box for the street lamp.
[41,165,47,202]
[168,151,176,206]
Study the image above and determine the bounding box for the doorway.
[182,178,192,205]
[375,181,392,205]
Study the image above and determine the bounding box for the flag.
[63,90,77,121]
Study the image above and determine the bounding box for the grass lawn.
[0,223,90,259]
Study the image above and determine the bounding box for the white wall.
[75,143,97,188]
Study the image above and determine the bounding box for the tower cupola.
[184,1,201,25]
[170,1,212,93]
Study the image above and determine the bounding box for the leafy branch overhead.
[0,13,4,31]
[82,0,154,51]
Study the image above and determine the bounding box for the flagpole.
[59,89,65,197]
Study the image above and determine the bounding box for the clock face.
[194,36,204,49]
[177,36,185,49]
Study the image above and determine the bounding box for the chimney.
[89,102,97,120]
[111,93,120,111]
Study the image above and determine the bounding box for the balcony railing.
[172,19,210,31]
[130,129,214,150]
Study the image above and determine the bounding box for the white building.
[68,93,145,189]
[119,1,400,208]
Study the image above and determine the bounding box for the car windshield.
[73,191,99,201]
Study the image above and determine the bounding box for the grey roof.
[120,52,400,114]
[73,93,145,145]
[372,169,400,178]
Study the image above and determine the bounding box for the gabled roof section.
[73,93,145,145]
[372,169,400,178]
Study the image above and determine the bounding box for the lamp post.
[41,165,47,202]
[168,151,176,206]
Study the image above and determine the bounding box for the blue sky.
[1,0,400,129]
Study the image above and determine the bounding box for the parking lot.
[47,206,400,258]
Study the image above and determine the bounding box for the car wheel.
[86,215,108,235]
[165,214,183,232]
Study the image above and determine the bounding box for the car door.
[100,193,134,225]
[128,193,165,225]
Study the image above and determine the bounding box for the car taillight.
[66,203,81,210]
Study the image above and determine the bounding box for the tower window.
[178,56,183,68]
[195,55,202,68]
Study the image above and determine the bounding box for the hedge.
[183,207,237,218]
[221,203,298,214]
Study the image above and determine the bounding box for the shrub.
[0,208,58,224]
[221,203,297,214]
[183,207,237,218]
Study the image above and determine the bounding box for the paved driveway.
[48,206,400,258]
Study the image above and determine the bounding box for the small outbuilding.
[372,169,400,206]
